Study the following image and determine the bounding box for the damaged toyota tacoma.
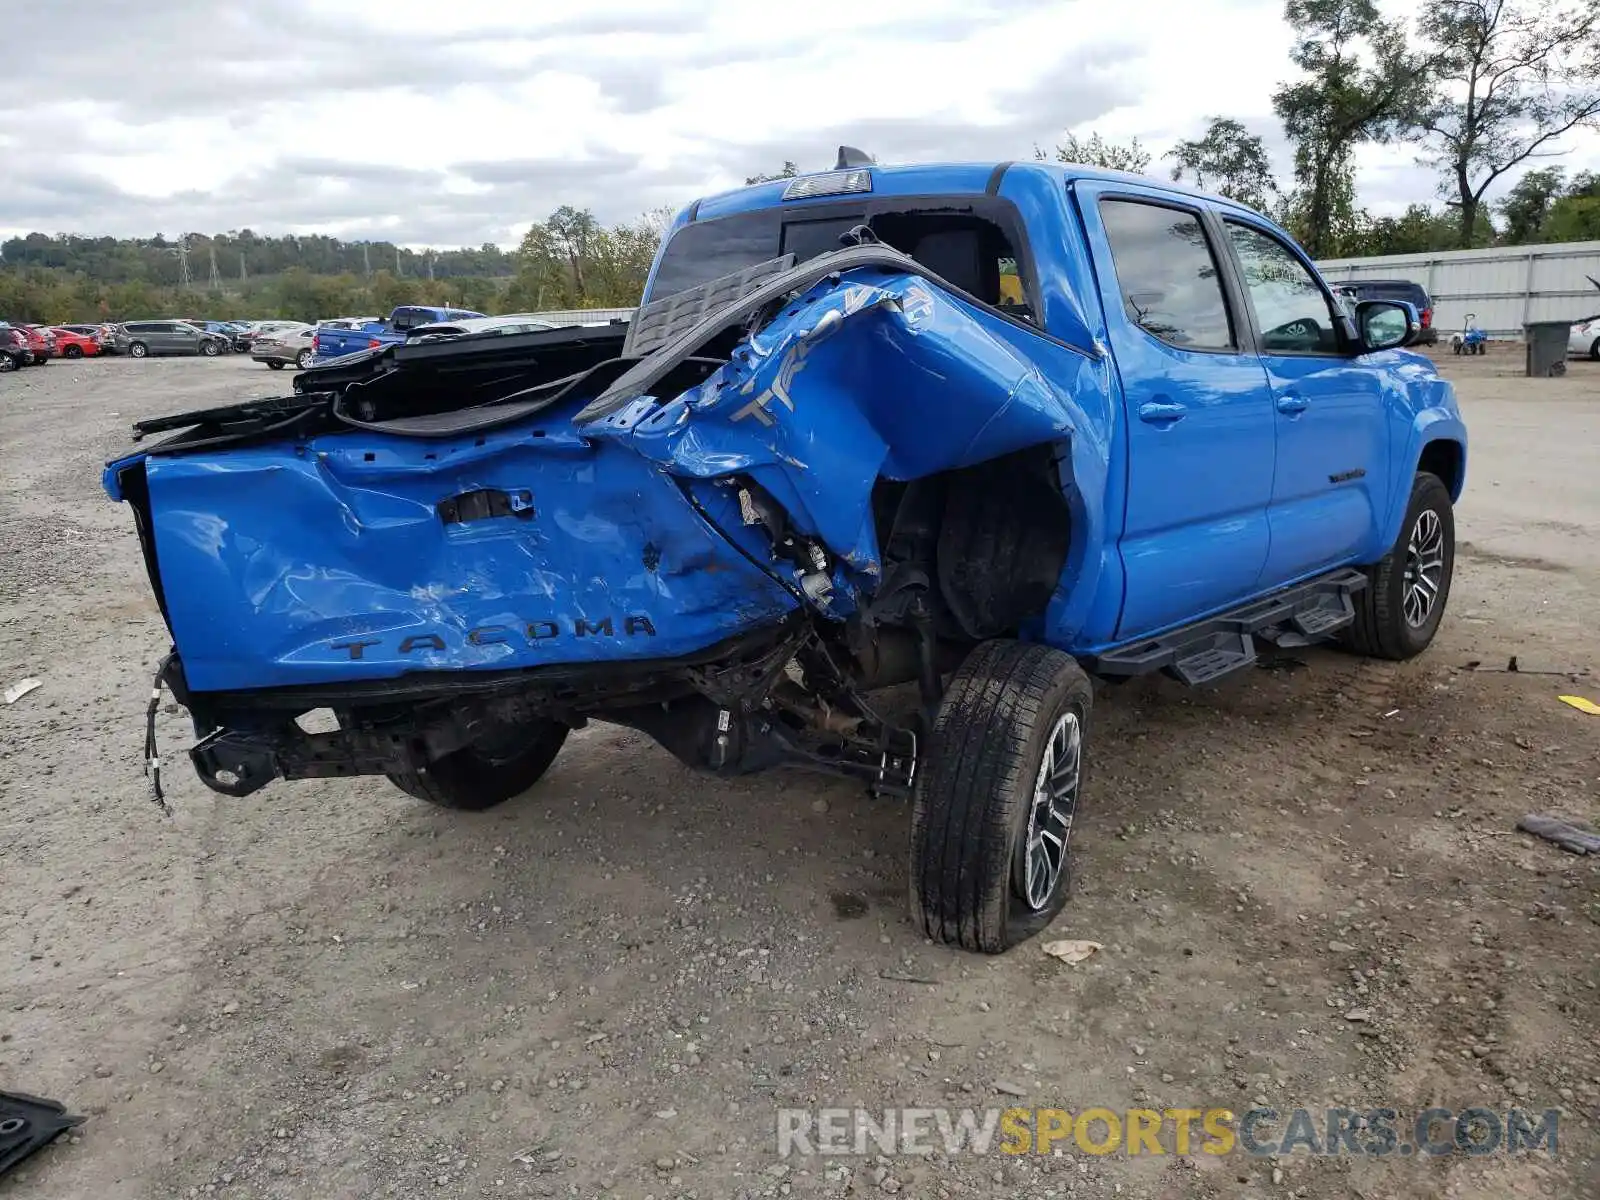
[104,153,1467,953]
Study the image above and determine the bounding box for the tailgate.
[133,420,799,693]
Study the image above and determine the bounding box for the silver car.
[405,314,557,342]
[250,324,317,370]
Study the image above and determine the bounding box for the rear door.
[1074,184,1277,638]
[1218,218,1391,584]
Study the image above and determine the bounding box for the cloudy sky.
[1,0,1595,248]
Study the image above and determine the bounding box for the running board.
[1091,568,1368,686]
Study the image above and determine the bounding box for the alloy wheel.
[1402,508,1445,628]
[1018,710,1081,911]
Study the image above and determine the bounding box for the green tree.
[1037,131,1152,173]
[1165,118,1280,209]
[1272,0,1428,256]
[746,161,800,184]
[1497,166,1567,242]
[1415,0,1600,248]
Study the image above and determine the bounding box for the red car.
[48,326,102,358]
[17,325,55,363]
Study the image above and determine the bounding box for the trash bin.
[1523,321,1571,377]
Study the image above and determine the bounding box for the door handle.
[1138,401,1187,425]
[1275,393,1309,415]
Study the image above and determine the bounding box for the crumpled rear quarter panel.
[146,426,800,692]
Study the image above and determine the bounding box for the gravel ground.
[2,347,1597,1200]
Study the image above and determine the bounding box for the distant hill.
[0,231,517,324]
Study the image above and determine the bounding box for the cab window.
[1098,199,1234,350]
[1224,222,1342,354]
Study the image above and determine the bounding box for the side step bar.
[1091,567,1368,686]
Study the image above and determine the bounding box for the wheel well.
[1418,439,1464,500]
[872,442,1072,642]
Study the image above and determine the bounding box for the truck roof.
[687,160,1256,225]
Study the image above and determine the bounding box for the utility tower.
[363,243,371,277]
[177,237,192,288]
[208,244,222,292]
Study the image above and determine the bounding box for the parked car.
[1332,279,1437,344]
[1567,317,1600,360]
[113,320,229,358]
[0,323,32,370]
[405,314,558,342]
[48,326,103,358]
[312,305,486,358]
[183,320,245,350]
[10,324,56,363]
[104,158,1466,954]
[250,325,318,370]
[59,323,119,352]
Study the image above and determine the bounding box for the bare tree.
[1415,0,1600,246]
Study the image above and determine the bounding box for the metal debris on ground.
[1041,939,1103,965]
[1517,813,1600,855]
[0,1091,85,1178]
[2,678,41,705]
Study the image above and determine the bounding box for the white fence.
[1316,241,1600,338]
[526,307,635,327]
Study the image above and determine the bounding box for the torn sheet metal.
[586,267,1113,590]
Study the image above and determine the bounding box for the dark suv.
[1332,279,1437,345]
[0,323,30,370]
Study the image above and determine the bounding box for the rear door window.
[1098,199,1235,350]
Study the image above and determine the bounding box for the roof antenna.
[834,145,875,169]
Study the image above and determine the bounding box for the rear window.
[646,197,1031,314]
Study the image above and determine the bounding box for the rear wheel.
[0,353,15,372]
[1589,337,1599,362]
[912,640,1092,953]
[64,344,83,359]
[387,719,568,811]
[1344,472,1454,660]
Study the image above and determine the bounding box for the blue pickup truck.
[105,155,1464,953]
[310,304,485,359]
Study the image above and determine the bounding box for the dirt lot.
[2,345,1597,1200]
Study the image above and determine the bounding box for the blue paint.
[106,159,1466,696]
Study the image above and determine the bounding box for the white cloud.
[0,0,1595,246]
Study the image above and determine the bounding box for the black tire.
[201,340,219,357]
[295,349,313,369]
[0,353,15,372]
[64,344,83,359]
[1452,341,1463,355]
[266,359,285,370]
[1590,338,1599,362]
[386,719,568,811]
[1344,472,1455,661]
[912,639,1092,954]
[129,342,148,358]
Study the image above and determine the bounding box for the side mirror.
[1355,300,1417,351]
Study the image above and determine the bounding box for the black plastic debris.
[0,1091,85,1178]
